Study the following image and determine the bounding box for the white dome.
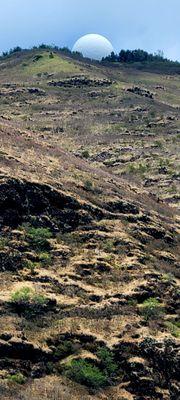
[72,34,114,61]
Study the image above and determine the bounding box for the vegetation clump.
[7,373,27,385]
[140,298,164,321]
[20,225,52,251]
[105,49,166,63]
[97,347,118,376]
[11,286,47,306]
[84,180,93,191]
[165,321,180,338]
[55,340,75,359]
[82,149,90,159]
[65,359,107,389]
[63,346,118,389]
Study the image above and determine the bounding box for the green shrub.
[82,150,90,159]
[161,273,174,284]
[55,340,74,359]
[97,347,118,375]
[128,164,136,173]
[24,253,52,273]
[21,225,52,251]
[138,163,149,174]
[101,239,115,253]
[25,260,40,274]
[7,373,26,385]
[140,298,164,320]
[65,359,107,389]
[165,321,180,338]
[84,180,93,191]
[128,162,149,175]
[11,287,32,303]
[11,286,47,305]
[38,252,52,265]
[155,140,163,148]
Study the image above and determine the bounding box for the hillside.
[0,49,179,400]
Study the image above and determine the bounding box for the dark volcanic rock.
[0,250,23,272]
[0,177,97,231]
[106,199,139,214]
[126,86,154,99]
[0,338,50,362]
[49,76,113,88]
[28,87,46,95]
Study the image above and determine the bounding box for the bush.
[140,298,164,320]
[21,225,52,251]
[55,340,75,359]
[33,54,43,62]
[84,180,93,191]
[7,372,26,384]
[165,321,180,338]
[65,359,107,389]
[38,252,52,265]
[97,347,118,375]
[101,239,115,253]
[11,286,47,305]
[25,260,40,274]
[82,150,90,159]
[11,287,32,303]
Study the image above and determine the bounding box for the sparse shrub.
[65,359,107,389]
[138,162,149,174]
[150,111,156,118]
[7,372,26,385]
[165,321,180,338]
[49,52,54,59]
[128,162,149,174]
[97,347,118,375]
[55,340,75,359]
[38,252,52,265]
[161,273,174,284]
[11,286,47,306]
[0,237,9,250]
[33,293,47,305]
[101,239,115,253]
[21,225,52,251]
[140,298,164,320]
[11,287,32,303]
[33,54,43,62]
[128,164,136,173]
[84,180,93,191]
[82,149,90,159]
[159,158,171,168]
[127,298,138,307]
[25,260,40,274]
[155,140,163,148]
[46,362,55,374]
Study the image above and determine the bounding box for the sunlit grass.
[21,52,80,76]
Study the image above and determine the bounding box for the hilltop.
[0,48,179,400]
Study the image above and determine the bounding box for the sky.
[0,0,180,60]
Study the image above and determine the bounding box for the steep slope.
[0,49,179,208]
[0,50,179,400]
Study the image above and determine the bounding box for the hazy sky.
[0,0,180,60]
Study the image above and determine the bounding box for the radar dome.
[72,34,114,61]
